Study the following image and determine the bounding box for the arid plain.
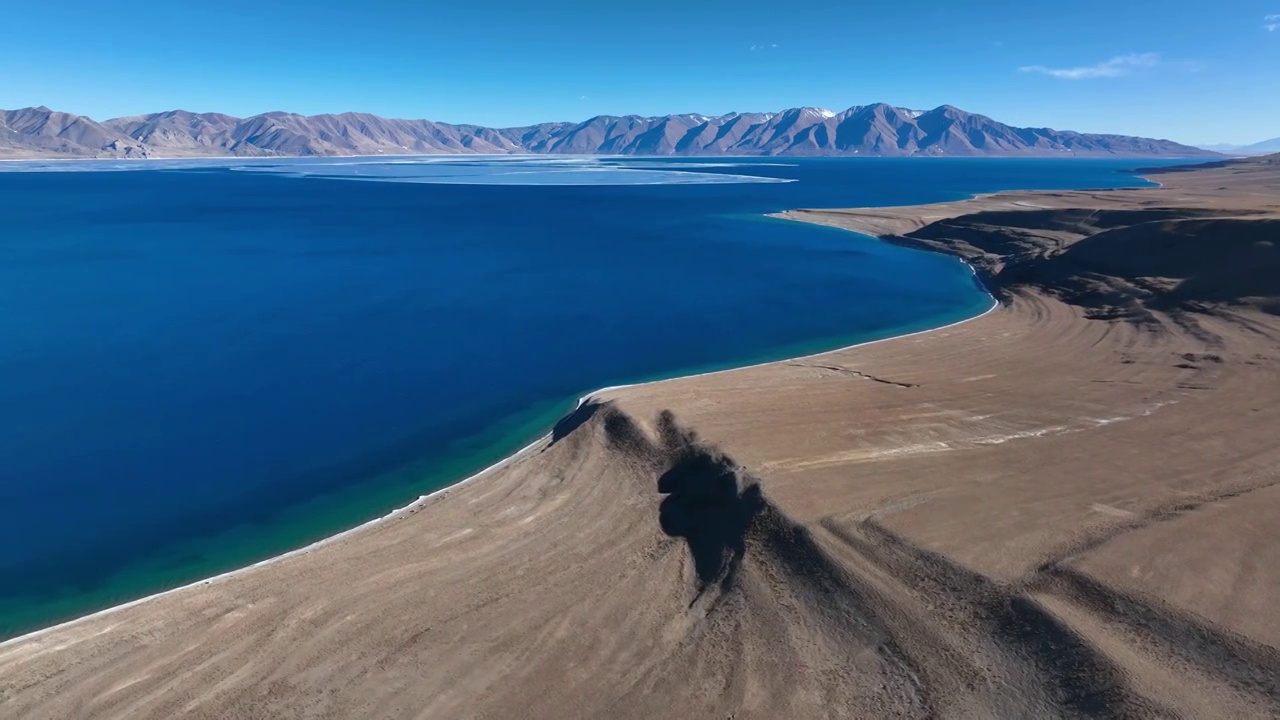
[3,155,1279,719]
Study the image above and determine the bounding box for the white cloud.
[1019,53,1160,79]
[750,43,779,52]
[1266,13,1280,31]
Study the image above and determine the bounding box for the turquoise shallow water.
[0,156,1184,639]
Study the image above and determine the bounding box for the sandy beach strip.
[2,155,1279,719]
[0,287,998,652]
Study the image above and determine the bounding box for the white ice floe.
[0,155,799,186]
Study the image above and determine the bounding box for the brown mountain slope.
[0,106,143,157]
[105,110,241,154]
[786,153,1280,321]
[1,103,1219,158]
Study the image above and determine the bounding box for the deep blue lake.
[0,156,1182,638]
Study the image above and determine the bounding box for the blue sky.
[1,0,1276,144]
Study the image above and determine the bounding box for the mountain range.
[1196,137,1280,156]
[1,103,1217,159]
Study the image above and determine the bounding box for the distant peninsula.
[1,103,1218,159]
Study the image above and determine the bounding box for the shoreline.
[0,431,547,650]
[5,152,1278,717]
[0,158,1173,649]
[0,249,997,651]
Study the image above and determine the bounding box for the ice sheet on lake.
[0,156,796,186]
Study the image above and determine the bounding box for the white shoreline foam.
[0,220,998,651]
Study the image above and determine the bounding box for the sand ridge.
[3,155,1280,718]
